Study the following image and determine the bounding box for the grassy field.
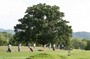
[0,46,90,59]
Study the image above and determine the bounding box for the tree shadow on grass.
[59,55,67,59]
[26,53,53,59]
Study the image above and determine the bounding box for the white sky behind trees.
[0,0,90,32]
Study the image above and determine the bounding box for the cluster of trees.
[0,32,13,46]
[71,38,90,50]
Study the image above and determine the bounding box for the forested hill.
[72,32,90,39]
[0,28,14,34]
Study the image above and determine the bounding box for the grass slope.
[0,46,90,59]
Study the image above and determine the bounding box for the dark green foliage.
[14,3,72,46]
[85,40,90,50]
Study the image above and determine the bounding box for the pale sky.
[0,0,90,32]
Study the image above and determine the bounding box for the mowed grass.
[0,46,90,59]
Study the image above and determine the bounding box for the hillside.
[0,28,15,34]
[72,31,90,39]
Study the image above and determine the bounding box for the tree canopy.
[14,3,72,46]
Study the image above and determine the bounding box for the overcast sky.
[0,0,90,32]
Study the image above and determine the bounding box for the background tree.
[0,32,13,46]
[14,3,72,46]
[72,38,87,49]
[82,39,90,50]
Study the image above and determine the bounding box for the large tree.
[14,3,72,46]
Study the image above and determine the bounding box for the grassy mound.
[27,53,67,59]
